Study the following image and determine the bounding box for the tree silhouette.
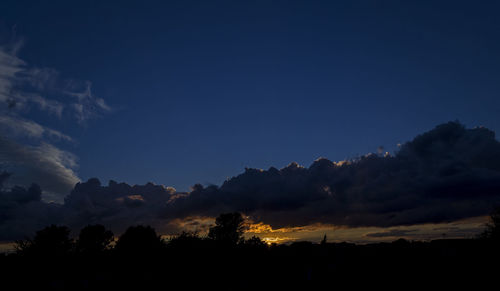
[15,225,73,256]
[242,235,267,250]
[168,231,204,249]
[6,216,500,288]
[480,207,500,240]
[76,224,114,254]
[321,234,327,245]
[208,212,246,245]
[114,225,164,255]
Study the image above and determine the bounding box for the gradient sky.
[1,0,500,192]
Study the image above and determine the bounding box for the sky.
[1,1,500,244]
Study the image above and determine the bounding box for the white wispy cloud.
[1,39,111,121]
[66,81,112,124]
[0,115,73,142]
[0,47,24,104]
[0,42,65,116]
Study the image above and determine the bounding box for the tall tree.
[76,224,114,254]
[208,212,246,245]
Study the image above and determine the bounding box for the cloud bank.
[169,122,500,228]
[2,121,500,240]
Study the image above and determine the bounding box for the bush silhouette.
[208,212,245,245]
[76,224,114,254]
[114,225,164,255]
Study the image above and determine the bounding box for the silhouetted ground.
[1,237,499,289]
[2,212,499,289]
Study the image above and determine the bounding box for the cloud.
[1,39,112,120]
[29,94,64,117]
[0,137,80,200]
[1,121,500,241]
[0,45,24,105]
[365,229,418,238]
[0,115,72,142]
[166,122,500,228]
[62,179,178,234]
[0,34,112,202]
[0,41,63,115]
[65,81,112,124]
[0,174,63,241]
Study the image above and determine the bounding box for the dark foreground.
[1,237,499,289]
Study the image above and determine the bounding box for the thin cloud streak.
[0,115,73,142]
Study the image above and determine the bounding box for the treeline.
[13,212,265,257]
[1,211,500,289]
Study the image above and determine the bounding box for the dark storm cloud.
[0,176,180,240]
[167,122,500,228]
[61,179,178,235]
[0,172,63,240]
[2,121,500,240]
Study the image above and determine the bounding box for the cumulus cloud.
[61,179,177,232]
[1,121,500,241]
[0,172,64,241]
[166,122,500,228]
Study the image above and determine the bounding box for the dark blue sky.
[1,0,500,192]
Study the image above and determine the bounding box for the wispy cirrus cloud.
[0,45,24,105]
[0,115,72,142]
[0,37,111,122]
[65,81,112,124]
